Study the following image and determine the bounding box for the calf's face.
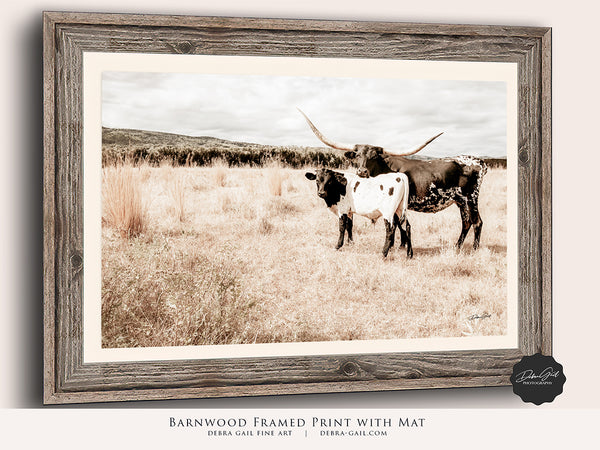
[304,169,341,198]
[305,169,347,206]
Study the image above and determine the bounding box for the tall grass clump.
[265,162,284,196]
[168,173,186,222]
[102,164,147,237]
[138,157,152,183]
[212,158,228,187]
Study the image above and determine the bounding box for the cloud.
[102,72,507,157]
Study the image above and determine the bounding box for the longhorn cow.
[298,109,487,250]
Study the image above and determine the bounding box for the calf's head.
[305,169,347,206]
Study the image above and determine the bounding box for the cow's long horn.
[297,108,355,151]
[382,132,444,157]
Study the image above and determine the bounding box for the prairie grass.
[102,164,147,238]
[257,216,275,235]
[266,197,300,217]
[212,158,228,187]
[265,161,285,196]
[167,172,186,222]
[102,165,509,347]
[138,157,152,183]
[102,235,259,347]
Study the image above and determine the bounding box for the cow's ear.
[344,151,357,159]
[305,172,316,180]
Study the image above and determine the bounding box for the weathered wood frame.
[43,11,551,404]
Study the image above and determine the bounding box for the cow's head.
[344,144,386,178]
[305,168,347,204]
[298,108,443,178]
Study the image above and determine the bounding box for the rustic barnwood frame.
[43,11,551,404]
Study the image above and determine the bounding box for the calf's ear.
[334,172,348,187]
[305,172,316,180]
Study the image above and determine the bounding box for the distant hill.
[103,127,261,149]
[102,127,349,168]
[102,127,506,168]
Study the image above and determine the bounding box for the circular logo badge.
[510,353,566,405]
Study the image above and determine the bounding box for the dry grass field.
[101,161,507,348]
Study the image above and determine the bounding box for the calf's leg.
[382,218,395,257]
[389,214,397,248]
[404,220,413,259]
[336,214,349,250]
[346,213,353,243]
[394,213,408,247]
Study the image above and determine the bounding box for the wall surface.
[1,0,598,409]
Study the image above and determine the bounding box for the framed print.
[43,12,551,404]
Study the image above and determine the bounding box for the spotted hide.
[305,168,412,258]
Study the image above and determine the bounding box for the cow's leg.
[382,218,395,257]
[346,213,354,243]
[454,195,472,250]
[469,198,483,250]
[336,214,348,249]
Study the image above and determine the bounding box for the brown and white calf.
[305,168,412,258]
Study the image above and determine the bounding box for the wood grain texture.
[42,12,57,405]
[42,12,552,404]
[42,11,550,37]
[541,29,552,356]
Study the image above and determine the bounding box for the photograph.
[96,57,516,354]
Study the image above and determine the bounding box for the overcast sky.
[102,72,507,158]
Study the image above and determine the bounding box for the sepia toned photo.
[94,55,517,356]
